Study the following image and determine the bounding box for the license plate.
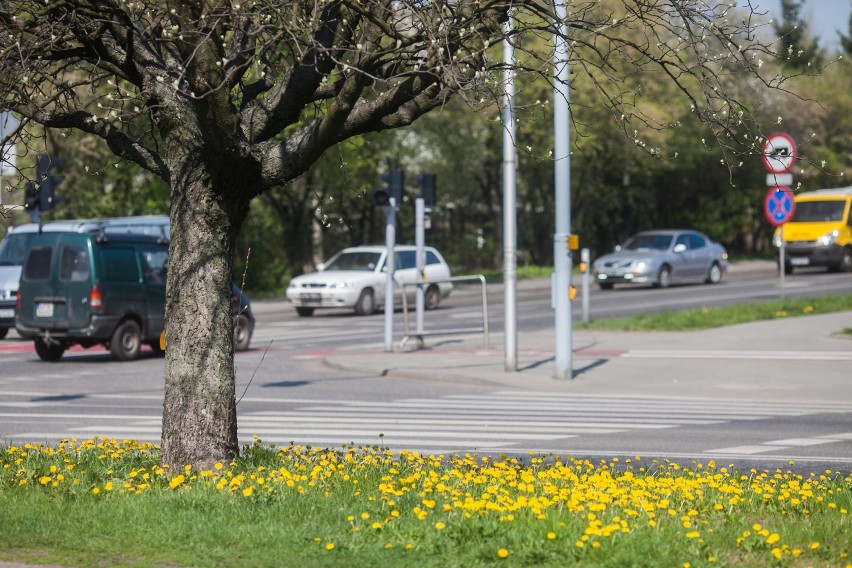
[35,302,54,318]
[790,257,810,266]
[0,308,13,319]
[301,293,322,304]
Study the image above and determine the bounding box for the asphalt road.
[1,261,850,474]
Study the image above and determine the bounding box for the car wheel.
[110,320,142,361]
[655,265,672,289]
[598,282,614,290]
[296,307,315,317]
[0,326,7,340]
[834,247,852,273]
[425,285,440,310]
[783,263,793,275]
[233,313,252,351]
[34,337,65,362]
[354,288,375,316]
[705,262,722,284]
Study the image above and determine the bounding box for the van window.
[792,200,845,223]
[59,245,90,282]
[100,248,140,283]
[426,251,442,266]
[141,249,168,284]
[23,246,53,281]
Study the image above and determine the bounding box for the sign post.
[761,133,796,297]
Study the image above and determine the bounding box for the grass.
[1,438,850,567]
[576,293,852,332]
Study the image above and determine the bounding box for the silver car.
[592,230,728,290]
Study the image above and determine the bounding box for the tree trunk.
[160,148,250,469]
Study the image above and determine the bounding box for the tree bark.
[159,142,252,469]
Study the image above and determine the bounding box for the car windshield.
[324,251,383,271]
[791,200,845,223]
[0,232,36,266]
[621,234,673,252]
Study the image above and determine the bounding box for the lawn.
[1,438,850,567]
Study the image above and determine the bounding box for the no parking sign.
[764,186,795,226]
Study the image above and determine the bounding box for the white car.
[286,245,453,316]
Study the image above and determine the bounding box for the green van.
[16,230,169,361]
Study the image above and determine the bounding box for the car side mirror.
[673,244,687,253]
[614,245,622,252]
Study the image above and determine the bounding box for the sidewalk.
[323,308,852,404]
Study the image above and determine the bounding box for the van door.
[98,245,145,327]
[139,246,168,340]
[56,237,95,330]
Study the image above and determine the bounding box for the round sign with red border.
[764,186,795,226]
[761,133,797,174]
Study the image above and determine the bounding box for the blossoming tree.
[0,0,793,468]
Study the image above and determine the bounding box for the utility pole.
[502,17,518,372]
[553,0,572,379]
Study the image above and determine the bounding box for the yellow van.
[773,187,852,274]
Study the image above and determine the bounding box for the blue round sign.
[764,186,795,226]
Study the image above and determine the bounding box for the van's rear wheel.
[0,327,8,340]
[110,320,142,361]
[296,307,315,317]
[34,338,65,362]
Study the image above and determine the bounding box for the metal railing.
[400,274,489,349]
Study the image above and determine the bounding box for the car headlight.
[328,282,353,289]
[818,230,839,246]
[633,260,649,271]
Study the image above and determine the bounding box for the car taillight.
[90,283,103,311]
[15,290,20,310]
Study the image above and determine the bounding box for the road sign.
[761,132,796,174]
[764,186,795,226]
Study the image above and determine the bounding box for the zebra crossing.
[5,390,852,459]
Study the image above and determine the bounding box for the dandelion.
[497,548,509,558]
[325,543,335,551]
[435,522,446,530]
[547,532,557,540]
[685,531,700,539]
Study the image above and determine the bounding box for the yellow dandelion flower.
[435,522,446,530]
[497,548,509,559]
[38,476,51,485]
[547,532,557,540]
[325,543,335,551]
[361,512,370,520]
[372,522,382,530]
[92,487,100,495]
[685,531,700,539]
[810,542,820,550]
[766,533,780,545]
[242,486,254,497]
[405,544,414,551]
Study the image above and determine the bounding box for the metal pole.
[553,0,572,379]
[415,197,426,342]
[581,248,590,323]
[779,225,785,300]
[502,19,518,372]
[384,198,396,352]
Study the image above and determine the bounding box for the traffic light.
[36,154,62,211]
[23,182,38,210]
[416,173,436,207]
[373,168,404,207]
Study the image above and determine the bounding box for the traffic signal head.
[417,173,436,207]
[24,182,38,210]
[35,154,62,211]
[374,169,404,207]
